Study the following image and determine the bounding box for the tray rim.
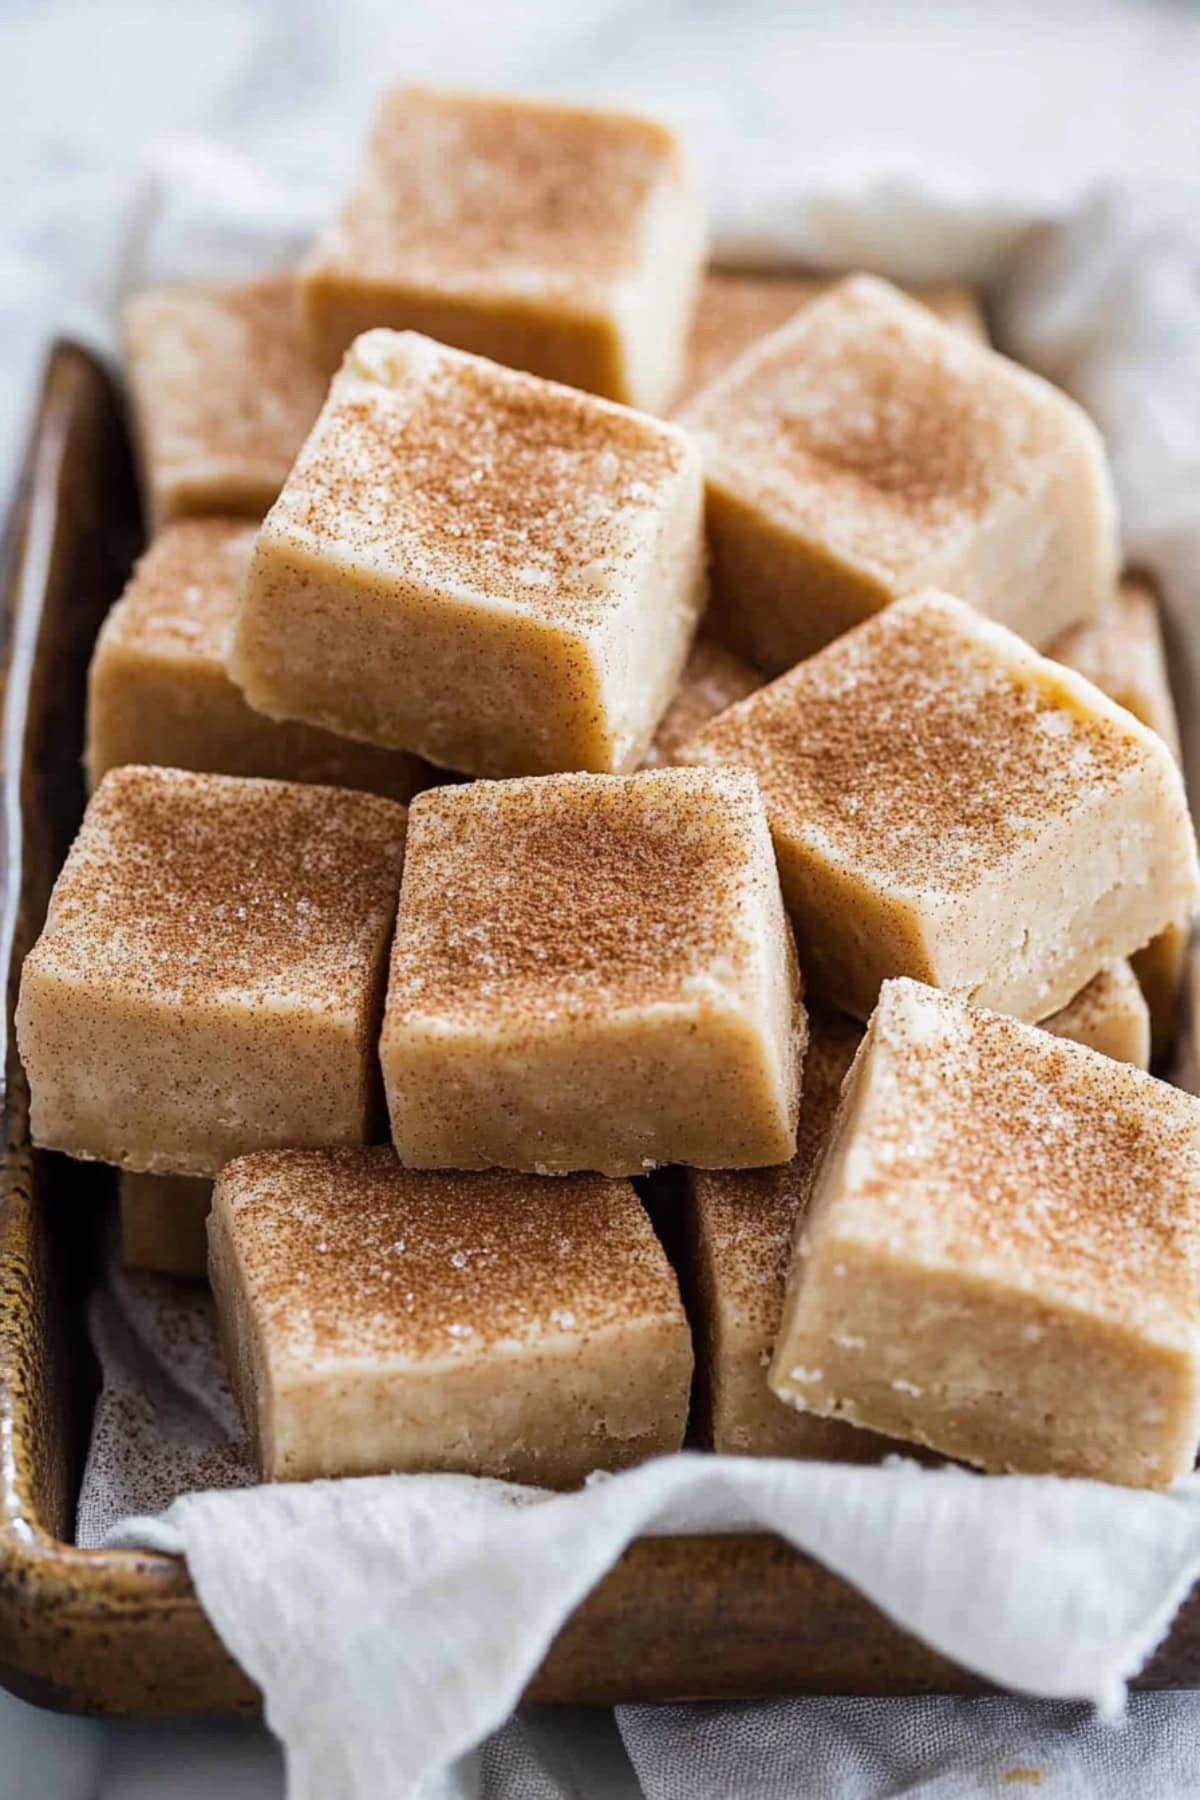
[2,339,1199,1717]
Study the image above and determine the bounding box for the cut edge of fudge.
[381,765,804,1176]
[680,589,1200,1024]
[86,517,433,802]
[682,273,1118,670]
[228,330,707,779]
[299,83,707,410]
[769,978,1200,1489]
[120,1172,212,1279]
[685,1005,893,1461]
[209,1149,693,1486]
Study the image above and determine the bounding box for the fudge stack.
[18,83,1200,1495]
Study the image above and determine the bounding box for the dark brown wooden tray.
[2,341,1200,1718]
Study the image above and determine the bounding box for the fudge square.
[675,271,987,409]
[16,767,408,1177]
[124,277,327,530]
[121,1173,211,1279]
[680,274,1117,672]
[681,590,1200,1023]
[1041,960,1150,1069]
[381,766,804,1176]
[87,518,431,801]
[686,974,1144,1460]
[209,1149,693,1486]
[770,979,1200,1489]
[299,84,706,411]
[230,331,706,780]
[687,1005,891,1460]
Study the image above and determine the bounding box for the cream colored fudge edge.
[686,278,1118,670]
[228,333,708,778]
[683,598,1200,1024]
[208,1183,692,1487]
[768,985,1200,1488]
[610,147,708,412]
[1134,922,1191,1065]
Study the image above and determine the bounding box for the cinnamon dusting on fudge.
[124,277,327,505]
[31,767,407,1014]
[312,85,687,300]
[844,980,1200,1338]
[684,590,1155,896]
[276,331,692,622]
[215,1149,679,1359]
[682,275,1097,581]
[97,519,257,664]
[389,766,775,1028]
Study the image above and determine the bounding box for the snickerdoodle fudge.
[381,766,803,1176]
[300,85,706,410]
[87,519,431,800]
[687,1006,887,1459]
[1041,960,1150,1069]
[681,590,1199,1022]
[675,271,986,407]
[121,1174,211,1279]
[230,331,706,779]
[16,767,407,1176]
[770,979,1200,1489]
[642,637,762,768]
[681,274,1117,671]
[124,277,327,530]
[687,964,1148,1459]
[210,1149,692,1486]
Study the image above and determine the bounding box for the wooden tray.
[3,341,1200,1718]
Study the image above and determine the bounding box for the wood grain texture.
[2,343,1199,1718]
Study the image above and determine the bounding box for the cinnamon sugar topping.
[275,330,692,624]
[677,271,985,406]
[310,85,687,301]
[847,980,1200,1339]
[682,274,1091,582]
[124,276,327,519]
[34,767,407,1015]
[216,1149,680,1360]
[98,518,257,665]
[389,766,774,1028]
[684,590,1153,896]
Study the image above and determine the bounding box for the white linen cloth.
[9,2,1200,1795]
